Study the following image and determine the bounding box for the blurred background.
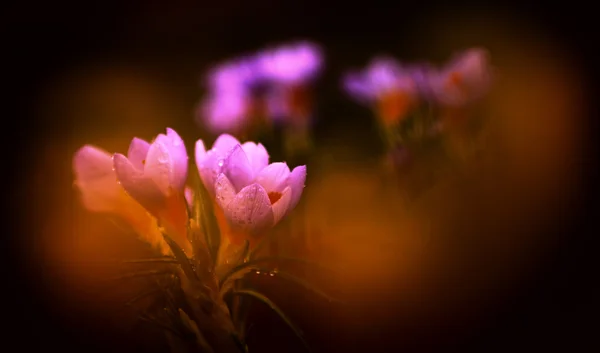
[6,0,598,352]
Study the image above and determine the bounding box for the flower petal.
[73,145,122,212]
[224,183,274,234]
[222,144,255,192]
[113,153,165,214]
[213,133,241,154]
[288,165,307,211]
[144,141,173,195]
[214,173,237,210]
[127,138,150,170]
[197,149,223,196]
[271,186,292,225]
[195,139,207,164]
[158,128,188,191]
[254,162,291,193]
[241,142,270,175]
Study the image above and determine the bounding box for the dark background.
[6,0,598,352]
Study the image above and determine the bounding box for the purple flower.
[199,92,250,134]
[208,140,306,238]
[343,57,418,104]
[426,48,492,107]
[254,41,323,85]
[72,145,171,255]
[207,58,259,93]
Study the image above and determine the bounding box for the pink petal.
[127,138,150,170]
[213,133,241,154]
[197,149,223,196]
[195,139,207,163]
[254,162,291,193]
[224,183,274,234]
[73,145,121,212]
[113,153,166,214]
[271,186,292,225]
[241,142,270,176]
[73,145,114,182]
[144,141,173,195]
[288,165,307,211]
[222,144,255,192]
[214,173,237,210]
[159,128,189,191]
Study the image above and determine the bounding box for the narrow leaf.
[246,268,338,303]
[178,309,216,353]
[161,231,197,281]
[109,270,174,282]
[193,169,222,265]
[125,287,163,307]
[219,257,336,290]
[138,313,182,337]
[121,257,178,264]
[231,289,311,353]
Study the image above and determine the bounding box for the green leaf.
[138,312,182,338]
[246,268,339,304]
[231,289,311,353]
[121,257,178,264]
[108,270,174,282]
[190,168,221,266]
[161,231,198,282]
[219,256,335,290]
[124,287,163,307]
[178,309,216,353]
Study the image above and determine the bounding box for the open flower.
[344,57,419,125]
[427,48,492,107]
[195,134,269,197]
[73,145,170,255]
[112,128,191,254]
[211,143,307,244]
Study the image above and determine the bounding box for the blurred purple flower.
[343,57,418,104]
[426,48,492,107]
[199,91,250,134]
[254,41,323,85]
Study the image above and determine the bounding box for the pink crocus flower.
[112,128,192,255]
[212,142,307,243]
[73,145,171,256]
[195,134,269,198]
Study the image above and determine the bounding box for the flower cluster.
[73,128,306,255]
[343,48,492,127]
[198,41,323,134]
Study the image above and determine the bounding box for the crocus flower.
[426,48,492,107]
[73,145,170,256]
[343,57,419,125]
[112,128,192,254]
[209,141,307,244]
[195,134,269,197]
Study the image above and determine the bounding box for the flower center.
[268,191,282,205]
